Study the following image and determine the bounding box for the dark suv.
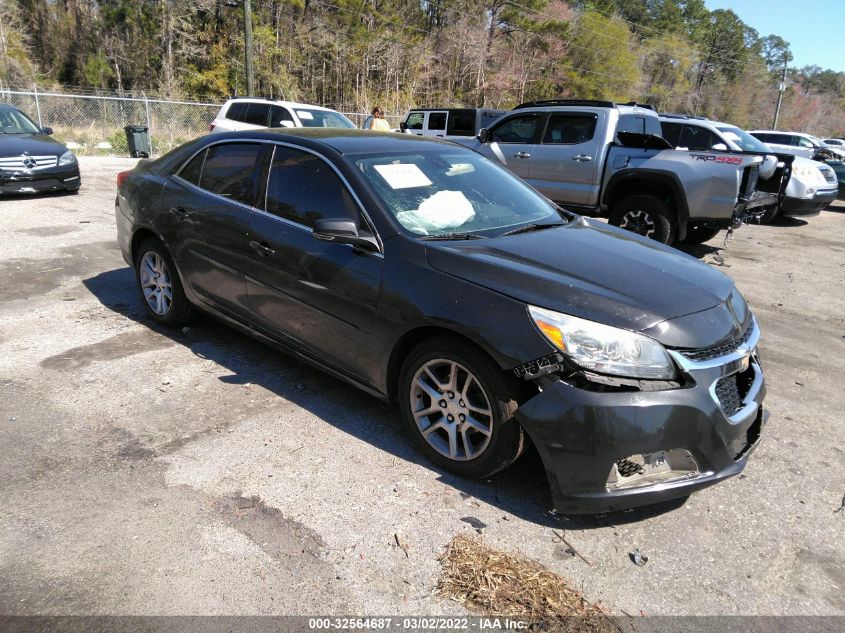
[116,129,766,514]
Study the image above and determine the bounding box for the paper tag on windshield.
[295,110,314,120]
[374,164,432,189]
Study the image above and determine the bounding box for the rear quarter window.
[225,102,246,122]
[177,149,206,185]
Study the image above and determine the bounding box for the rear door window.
[225,102,246,122]
[243,103,270,126]
[261,146,358,228]
[178,149,206,185]
[488,114,542,143]
[199,143,264,206]
[428,112,447,131]
[542,113,597,144]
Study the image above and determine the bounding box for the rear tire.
[134,236,192,326]
[398,336,525,479]
[609,194,676,244]
[682,223,722,244]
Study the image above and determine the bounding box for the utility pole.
[243,0,255,95]
[772,64,787,129]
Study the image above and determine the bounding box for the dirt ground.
[1,157,843,618]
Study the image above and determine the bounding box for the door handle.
[572,154,593,162]
[513,152,531,159]
[249,240,276,257]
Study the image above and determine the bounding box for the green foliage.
[4,0,845,135]
[108,129,130,154]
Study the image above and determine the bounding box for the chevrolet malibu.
[115,129,766,514]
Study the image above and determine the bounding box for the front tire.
[134,236,192,326]
[398,337,525,479]
[609,194,676,244]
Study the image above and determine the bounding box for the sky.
[704,0,845,72]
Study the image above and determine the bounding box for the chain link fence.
[1,86,401,157]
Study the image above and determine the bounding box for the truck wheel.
[610,195,676,244]
[682,224,722,244]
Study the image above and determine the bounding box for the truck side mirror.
[711,143,728,151]
[399,121,407,132]
[477,128,489,143]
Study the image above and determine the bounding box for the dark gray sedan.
[115,129,766,514]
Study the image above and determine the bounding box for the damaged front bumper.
[0,164,81,194]
[514,320,767,514]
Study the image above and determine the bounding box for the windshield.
[352,150,563,237]
[716,126,770,153]
[294,109,356,129]
[0,107,41,134]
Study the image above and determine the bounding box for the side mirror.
[313,218,379,251]
[711,143,728,151]
[41,127,54,135]
[399,121,407,132]
[279,121,295,128]
[477,128,489,143]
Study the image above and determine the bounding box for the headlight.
[58,150,76,166]
[528,306,677,379]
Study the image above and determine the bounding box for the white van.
[209,98,356,133]
[399,108,506,139]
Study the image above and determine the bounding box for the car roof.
[205,128,460,154]
[223,97,339,113]
[748,130,809,137]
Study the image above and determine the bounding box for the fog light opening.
[607,449,700,491]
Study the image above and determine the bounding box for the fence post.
[142,91,153,156]
[33,83,43,128]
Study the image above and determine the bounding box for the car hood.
[0,134,67,157]
[425,218,739,348]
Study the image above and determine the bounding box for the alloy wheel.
[619,209,656,237]
[139,251,173,316]
[410,359,493,461]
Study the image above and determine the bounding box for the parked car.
[660,116,837,221]
[399,108,506,139]
[748,130,843,161]
[455,99,787,245]
[209,97,355,133]
[823,138,845,150]
[826,160,845,198]
[0,104,80,195]
[116,129,767,514]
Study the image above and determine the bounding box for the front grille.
[0,155,58,170]
[715,375,743,416]
[714,364,755,417]
[678,319,754,362]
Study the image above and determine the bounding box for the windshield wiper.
[420,232,485,241]
[499,223,561,237]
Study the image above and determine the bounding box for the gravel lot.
[1,156,843,618]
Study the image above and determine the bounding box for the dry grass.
[436,533,619,633]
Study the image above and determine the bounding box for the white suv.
[209,98,356,133]
[747,130,845,161]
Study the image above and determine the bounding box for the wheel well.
[609,180,677,216]
[130,228,160,261]
[386,326,498,402]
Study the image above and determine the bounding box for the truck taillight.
[116,170,130,189]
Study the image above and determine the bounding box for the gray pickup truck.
[455,99,789,244]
